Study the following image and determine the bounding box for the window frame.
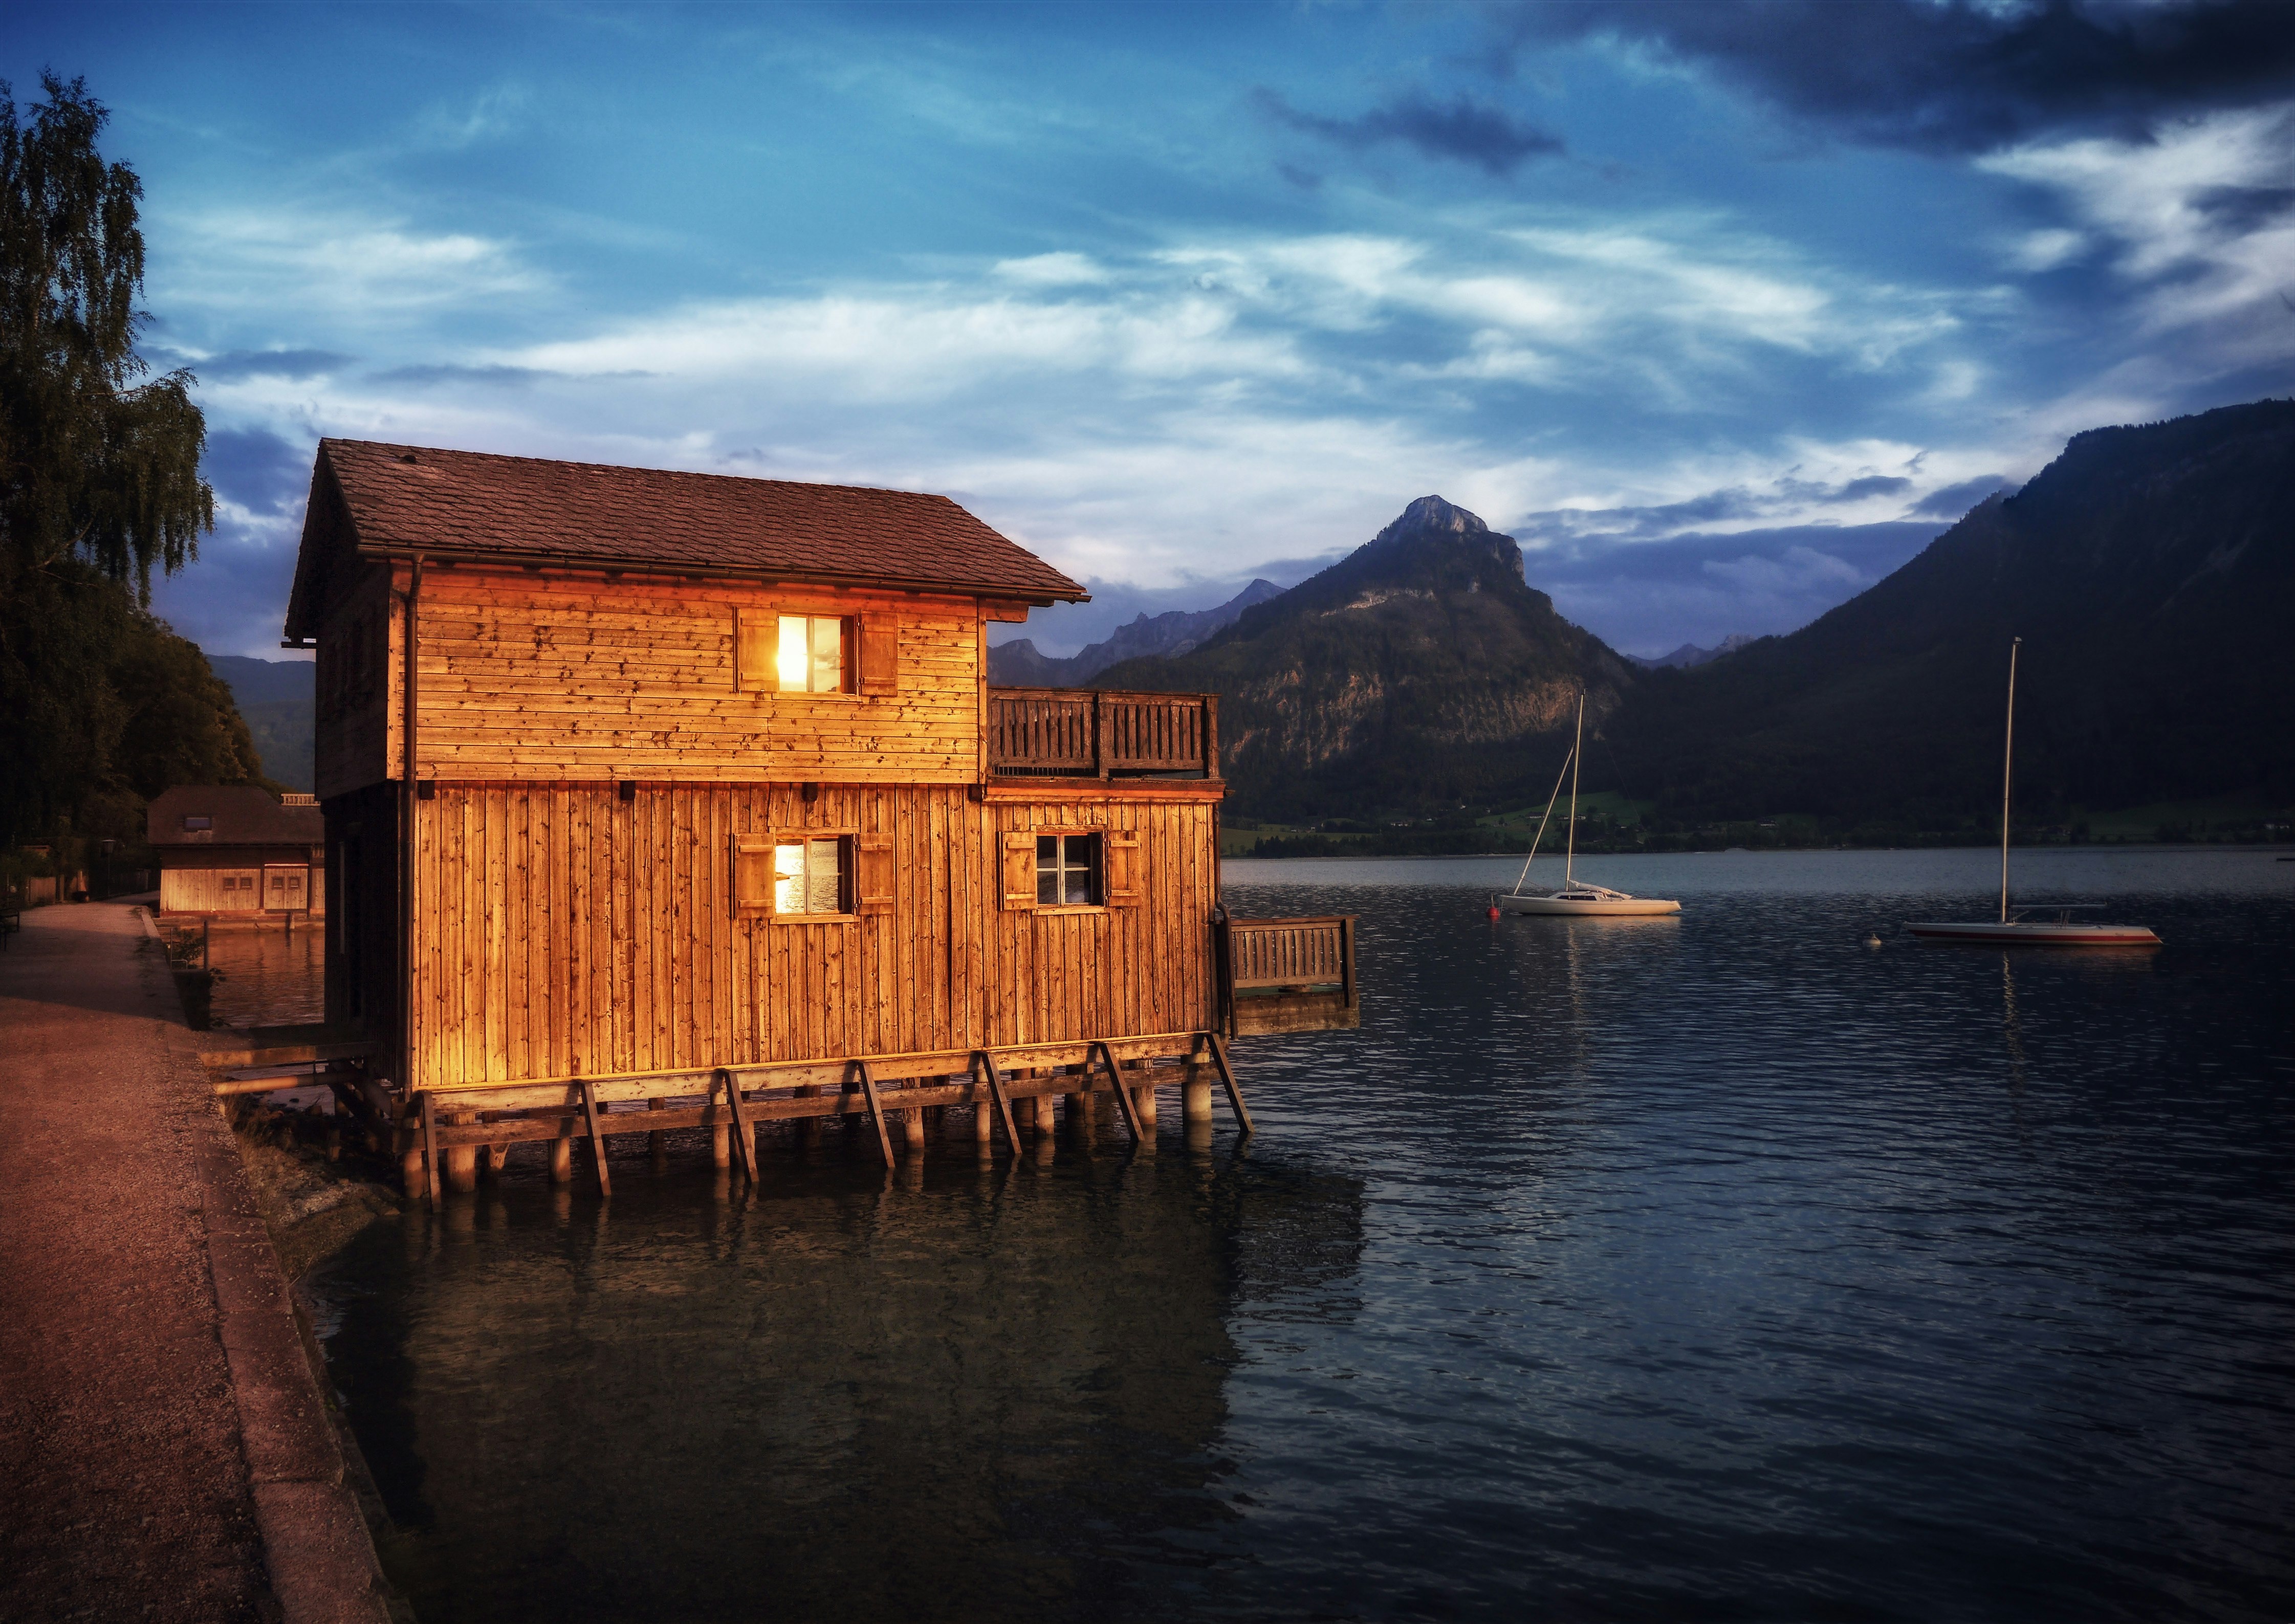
[1036,831,1102,909]
[734,606,899,697]
[733,828,860,923]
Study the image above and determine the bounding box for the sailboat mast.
[2000,637,2020,925]
[1565,691,1584,887]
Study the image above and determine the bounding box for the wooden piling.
[444,1109,479,1193]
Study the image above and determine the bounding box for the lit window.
[1036,834,1099,906]
[776,615,844,693]
[774,838,846,915]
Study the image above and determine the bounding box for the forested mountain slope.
[1609,399,2295,822]
[1095,496,1634,821]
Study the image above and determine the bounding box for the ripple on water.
[310,849,2295,1623]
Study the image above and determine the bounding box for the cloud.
[1254,86,1564,175]
[1500,0,2295,153]
[201,427,311,517]
[163,347,356,382]
[152,209,545,322]
[365,363,635,388]
[1912,474,2012,516]
[1978,105,2295,399]
[1521,521,1947,654]
[993,252,1112,287]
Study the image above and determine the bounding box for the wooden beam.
[419,1091,441,1211]
[1091,1040,1145,1143]
[717,1067,758,1182]
[580,1077,611,1196]
[971,1050,1021,1154]
[410,1033,1212,1113]
[1205,1032,1254,1135]
[854,1061,896,1170]
[202,1040,379,1077]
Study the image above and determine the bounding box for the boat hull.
[1908,921,2160,946]
[1496,894,1681,917]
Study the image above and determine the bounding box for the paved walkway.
[0,902,391,1623]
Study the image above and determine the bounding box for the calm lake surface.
[310,848,2295,1622]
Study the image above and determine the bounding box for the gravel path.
[0,902,391,1623]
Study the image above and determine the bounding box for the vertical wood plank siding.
[404,784,1217,1091]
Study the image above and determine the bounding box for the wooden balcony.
[1215,911,1360,1036]
[986,687,1219,781]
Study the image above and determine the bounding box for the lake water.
[310,848,2295,1622]
[201,920,326,1029]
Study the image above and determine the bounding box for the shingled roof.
[147,786,324,849]
[286,440,1086,637]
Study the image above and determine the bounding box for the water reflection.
[201,923,324,1028]
[319,1143,1365,1623]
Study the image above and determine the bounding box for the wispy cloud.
[152,208,547,322]
[1982,105,2295,371]
[1254,86,1564,175]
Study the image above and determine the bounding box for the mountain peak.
[1375,495,1489,546]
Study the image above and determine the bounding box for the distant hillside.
[210,656,315,792]
[1629,633,1755,671]
[990,579,1282,686]
[1095,497,1634,821]
[1609,399,2295,822]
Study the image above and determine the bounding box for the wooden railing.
[1214,912,1359,1036]
[1225,915,1354,994]
[987,687,1219,779]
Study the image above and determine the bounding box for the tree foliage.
[2,72,211,596]
[0,74,259,849]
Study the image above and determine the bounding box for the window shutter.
[734,609,775,693]
[1001,831,1037,911]
[857,833,893,916]
[733,835,773,917]
[1104,831,1142,907]
[858,614,898,696]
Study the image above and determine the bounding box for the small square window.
[774,837,847,916]
[182,815,211,831]
[776,615,844,693]
[1036,833,1099,907]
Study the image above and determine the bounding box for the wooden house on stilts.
[266,441,1356,1199]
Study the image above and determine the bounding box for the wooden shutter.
[857,833,893,916]
[1104,831,1142,907]
[1001,831,1037,912]
[858,614,898,696]
[733,835,772,917]
[734,609,775,693]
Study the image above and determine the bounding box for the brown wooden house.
[148,785,324,917]
[278,441,1352,1193]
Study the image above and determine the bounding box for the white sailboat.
[1908,638,2160,947]
[1492,693,1680,917]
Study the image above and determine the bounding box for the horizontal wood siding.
[404,783,1215,1091]
[404,572,983,783]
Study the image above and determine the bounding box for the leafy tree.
[1,74,259,850]
[2,72,210,595]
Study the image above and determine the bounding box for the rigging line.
[1509,745,1577,896]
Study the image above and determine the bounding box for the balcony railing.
[987,687,1219,779]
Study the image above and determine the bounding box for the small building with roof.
[273,440,1353,1196]
[147,785,324,916]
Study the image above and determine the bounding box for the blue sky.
[11,1,2292,660]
